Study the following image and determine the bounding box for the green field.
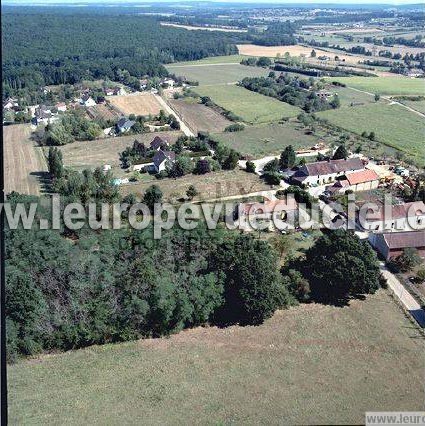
[318,103,425,163]
[167,54,246,66]
[332,86,375,107]
[324,76,425,96]
[8,290,424,424]
[214,121,327,157]
[397,99,425,115]
[166,63,270,85]
[195,85,301,124]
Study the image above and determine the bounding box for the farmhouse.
[161,78,175,88]
[152,150,176,173]
[316,91,334,100]
[359,201,425,232]
[116,118,136,134]
[3,97,19,110]
[291,158,364,187]
[150,136,170,151]
[326,169,380,194]
[368,230,425,260]
[55,102,67,112]
[80,94,96,107]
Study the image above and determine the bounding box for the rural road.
[380,262,425,328]
[154,94,195,137]
[348,86,425,118]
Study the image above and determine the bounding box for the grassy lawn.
[8,290,424,424]
[166,63,270,86]
[194,85,301,124]
[213,121,328,158]
[317,103,425,164]
[167,55,247,66]
[332,86,376,107]
[324,76,425,96]
[397,99,425,114]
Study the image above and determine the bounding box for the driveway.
[380,262,425,328]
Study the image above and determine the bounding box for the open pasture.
[324,76,425,96]
[107,93,163,116]
[59,131,182,171]
[194,85,300,124]
[166,63,270,86]
[3,124,48,195]
[317,103,425,163]
[8,290,424,424]
[168,98,232,133]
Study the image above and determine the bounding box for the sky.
[2,0,425,4]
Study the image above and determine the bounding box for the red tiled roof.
[366,201,425,221]
[345,169,379,185]
[383,230,425,250]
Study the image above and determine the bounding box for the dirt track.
[3,124,48,195]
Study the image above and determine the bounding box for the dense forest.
[2,10,300,101]
[2,12,239,100]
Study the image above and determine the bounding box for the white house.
[80,94,96,107]
[116,118,135,134]
[291,158,365,187]
[359,201,425,232]
[152,150,176,173]
[55,102,67,112]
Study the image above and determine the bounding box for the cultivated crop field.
[213,121,328,158]
[86,104,120,121]
[237,44,366,65]
[325,76,425,96]
[3,124,48,195]
[166,63,270,85]
[107,93,163,116]
[318,103,425,163]
[160,22,248,32]
[59,131,182,171]
[121,169,271,202]
[194,85,301,124]
[168,98,232,133]
[8,290,424,424]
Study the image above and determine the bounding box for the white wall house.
[359,201,425,232]
[292,158,365,187]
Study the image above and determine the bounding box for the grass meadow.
[324,76,425,96]
[166,63,270,85]
[317,103,425,164]
[213,121,327,158]
[8,290,425,424]
[194,85,301,124]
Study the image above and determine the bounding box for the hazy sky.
[3,0,425,4]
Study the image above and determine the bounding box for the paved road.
[380,262,425,328]
[154,94,195,137]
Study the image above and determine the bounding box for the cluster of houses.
[239,155,425,263]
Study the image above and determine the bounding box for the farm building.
[326,169,379,194]
[291,158,365,187]
[152,150,176,173]
[359,201,425,232]
[368,230,425,260]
